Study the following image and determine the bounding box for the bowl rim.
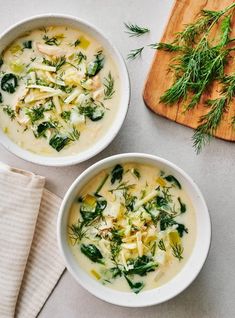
[0,13,130,166]
[57,152,212,307]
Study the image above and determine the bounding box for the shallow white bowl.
[0,14,130,166]
[57,153,211,307]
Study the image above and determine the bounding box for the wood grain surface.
[143,0,235,141]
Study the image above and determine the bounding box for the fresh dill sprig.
[109,181,136,193]
[42,34,63,46]
[75,51,87,64]
[158,239,166,251]
[67,127,80,141]
[104,72,115,100]
[175,8,226,45]
[159,39,230,110]
[171,243,184,261]
[127,47,144,60]
[149,42,184,52]
[192,73,235,153]
[42,56,66,71]
[68,222,86,244]
[124,23,150,37]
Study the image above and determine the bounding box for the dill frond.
[104,72,115,100]
[192,98,227,153]
[127,47,144,60]
[193,73,235,153]
[171,243,184,261]
[124,23,150,37]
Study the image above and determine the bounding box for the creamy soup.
[0,26,120,156]
[68,163,196,293]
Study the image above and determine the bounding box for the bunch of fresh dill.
[151,3,235,152]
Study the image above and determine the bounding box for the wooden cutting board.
[143,0,235,141]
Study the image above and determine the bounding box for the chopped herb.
[35,78,49,86]
[158,239,166,251]
[109,181,135,193]
[42,56,66,71]
[124,23,150,37]
[1,73,18,93]
[75,51,87,64]
[68,127,80,141]
[2,105,15,119]
[124,192,137,211]
[110,229,123,258]
[43,34,63,46]
[25,105,44,123]
[60,85,73,94]
[0,92,2,103]
[74,39,81,47]
[68,222,86,243]
[49,134,70,152]
[171,243,184,261]
[111,164,124,184]
[60,110,71,122]
[165,175,181,189]
[80,244,104,264]
[44,99,55,111]
[23,40,32,49]
[104,72,115,100]
[132,168,141,179]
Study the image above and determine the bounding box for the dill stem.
[193,3,235,51]
[95,174,109,195]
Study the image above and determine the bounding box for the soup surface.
[68,163,196,293]
[0,26,120,156]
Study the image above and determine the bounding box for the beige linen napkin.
[0,163,65,318]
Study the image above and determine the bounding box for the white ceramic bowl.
[57,153,211,307]
[0,14,130,166]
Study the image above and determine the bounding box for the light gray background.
[1,1,234,317]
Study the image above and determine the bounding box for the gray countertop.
[1,1,235,317]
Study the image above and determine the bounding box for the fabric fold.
[0,163,65,318]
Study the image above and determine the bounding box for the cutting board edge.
[143,94,235,142]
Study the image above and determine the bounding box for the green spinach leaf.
[1,73,18,93]
[111,164,124,184]
[49,134,70,152]
[87,51,104,77]
[80,244,103,263]
[165,175,181,189]
[23,41,32,49]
